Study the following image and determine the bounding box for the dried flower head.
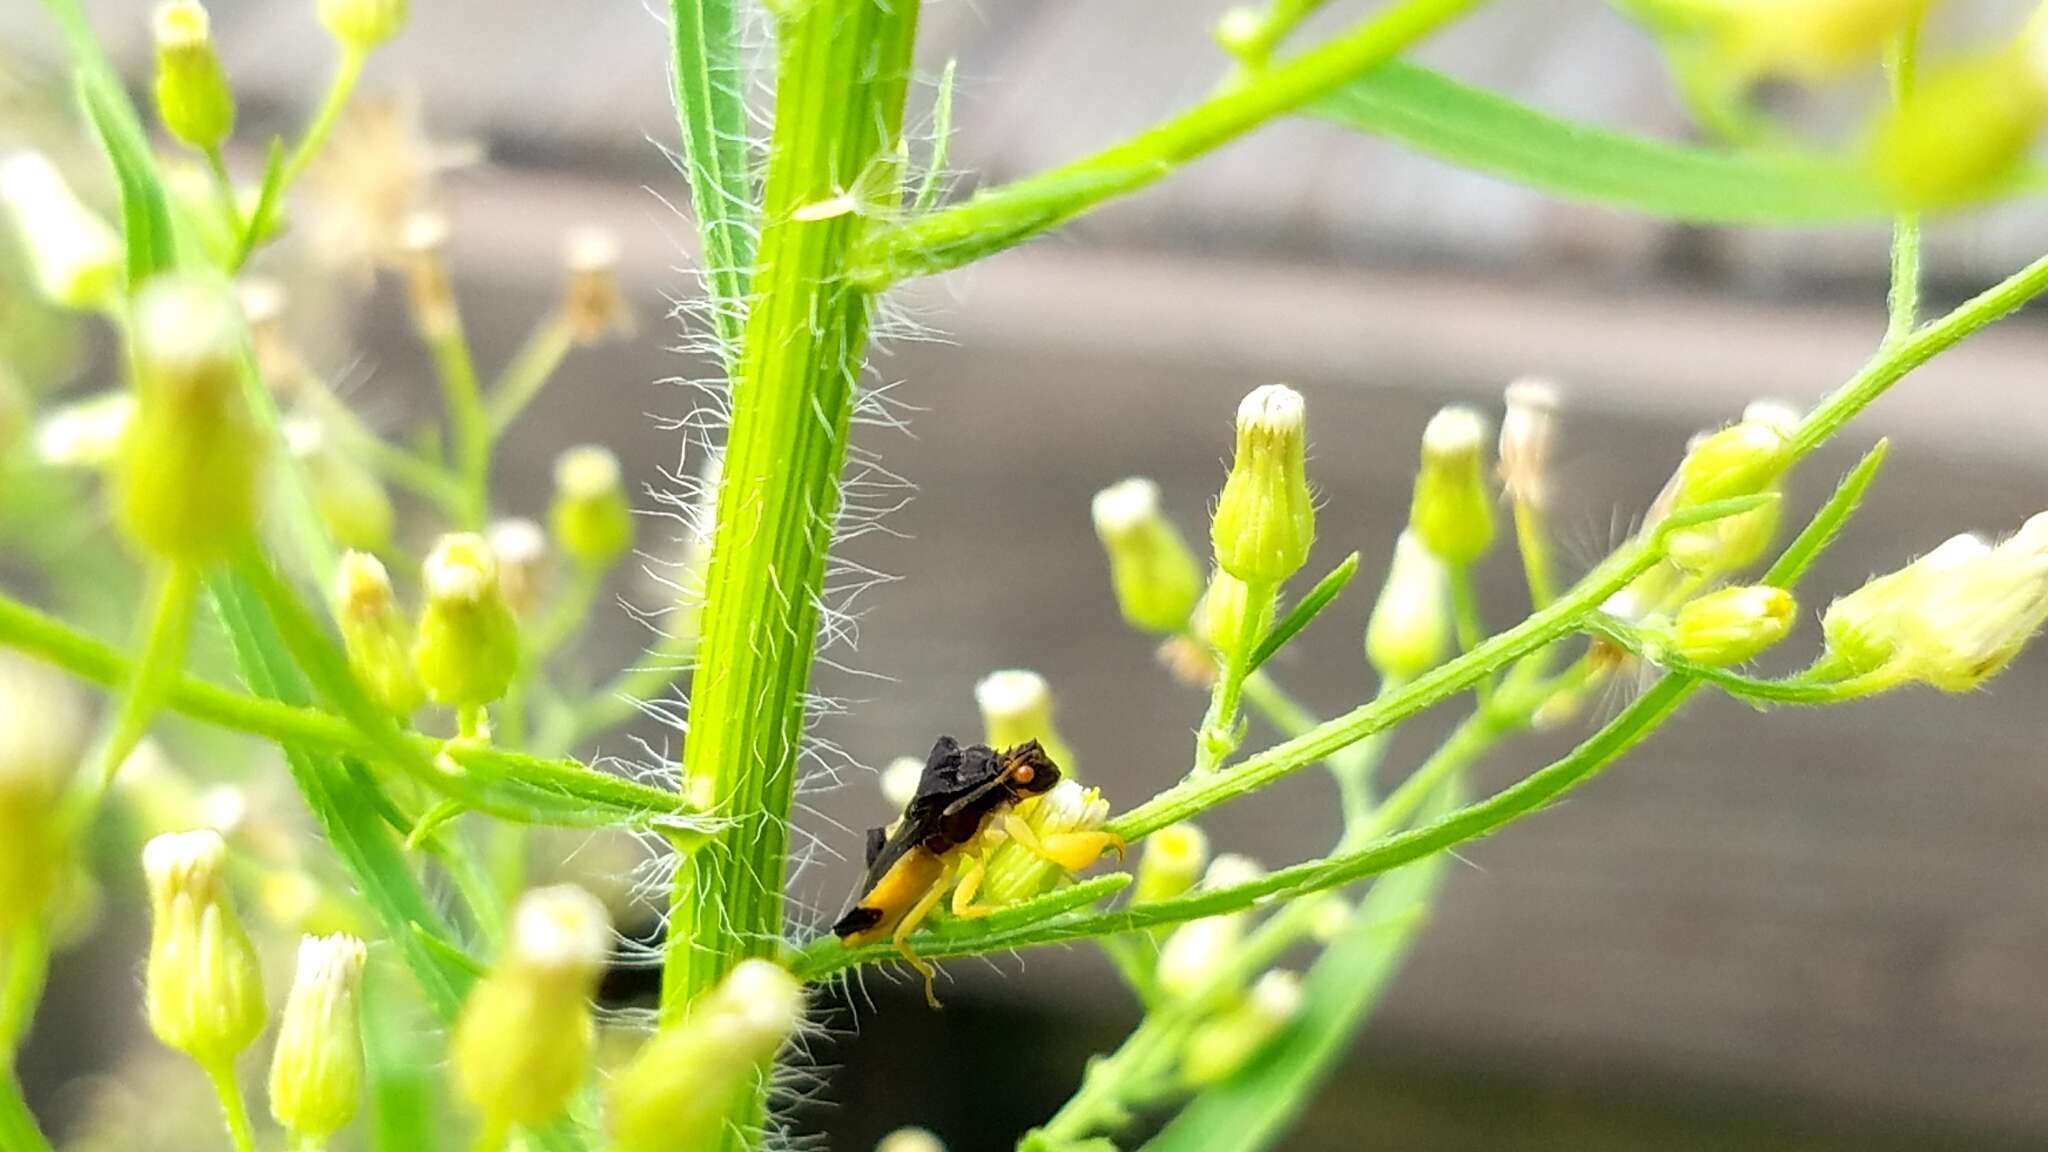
[487,517,550,616]
[561,227,635,344]
[1497,377,1560,509]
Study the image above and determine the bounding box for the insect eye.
[1013,764,1035,784]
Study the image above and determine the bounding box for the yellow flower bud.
[1211,384,1315,585]
[1822,533,1988,674]
[1133,822,1210,906]
[412,533,520,708]
[0,153,121,311]
[453,886,610,1131]
[1092,478,1205,634]
[1366,530,1452,681]
[974,669,1077,773]
[143,830,266,1070]
[1195,569,1270,667]
[1672,585,1796,666]
[318,0,408,52]
[1711,0,1923,81]
[334,551,423,717]
[551,444,634,569]
[1671,419,1789,511]
[1408,406,1495,566]
[269,934,367,1142]
[561,228,634,344]
[486,517,550,616]
[608,959,804,1152]
[287,418,394,553]
[1872,50,2048,210]
[1182,969,1302,1085]
[1896,521,2048,691]
[0,654,88,935]
[1157,854,1264,1000]
[119,275,266,562]
[152,1,236,151]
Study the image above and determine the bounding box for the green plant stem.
[1512,499,1557,609]
[526,563,607,669]
[850,0,1483,286]
[1447,563,1488,706]
[424,324,491,528]
[280,46,365,190]
[1883,15,1922,348]
[74,561,198,819]
[1240,670,1395,827]
[203,146,243,236]
[486,314,576,434]
[1195,580,1274,773]
[660,7,921,1147]
[205,1061,258,1152]
[0,1067,51,1152]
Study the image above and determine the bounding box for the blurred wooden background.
[9,1,2048,1148]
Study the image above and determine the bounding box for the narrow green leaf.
[1763,439,1888,588]
[669,0,755,370]
[911,59,957,214]
[1314,62,1892,224]
[234,137,289,268]
[1247,551,1358,674]
[79,74,177,282]
[1142,830,1450,1152]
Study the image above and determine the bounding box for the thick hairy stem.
[660,0,920,1144]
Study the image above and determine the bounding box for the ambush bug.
[833,736,1123,1006]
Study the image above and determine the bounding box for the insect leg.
[1001,813,1127,872]
[949,852,999,919]
[892,878,950,1008]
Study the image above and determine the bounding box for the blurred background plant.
[5,0,2048,1150]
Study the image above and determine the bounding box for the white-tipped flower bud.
[152,2,235,151]
[452,886,610,1131]
[318,0,408,52]
[608,959,804,1152]
[879,755,924,813]
[1133,822,1210,906]
[487,517,549,616]
[1157,854,1264,1000]
[1182,969,1303,1085]
[551,444,634,568]
[974,669,1076,773]
[143,830,266,1070]
[1211,384,1315,585]
[0,654,88,934]
[413,533,520,709]
[1092,478,1204,634]
[1366,530,1452,681]
[1498,377,1560,510]
[1408,406,1495,566]
[268,934,367,1142]
[334,551,422,717]
[120,275,266,562]
[0,153,120,310]
[1664,408,1794,574]
[35,392,135,469]
[1671,585,1796,667]
[1822,533,1989,675]
[561,227,634,344]
[877,1128,947,1152]
[1895,523,2048,692]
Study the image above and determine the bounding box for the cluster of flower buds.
[1660,401,1795,575]
[452,885,611,1136]
[607,959,805,1152]
[268,933,368,1144]
[1823,514,2048,691]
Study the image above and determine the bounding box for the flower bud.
[453,886,610,1130]
[1157,854,1264,1000]
[1305,894,1353,943]
[0,654,88,935]
[1670,416,1790,512]
[1133,822,1210,906]
[608,960,804,1152]
[1716,0,1923,80]
[1214,6,1267,57]
[1873,50,2047,210]
[120,275,266,562]
[286,418,394,553]
[879,755,923,813]
[979,779,1112,905]
[334,551,423,717]
[1183,969,1302,1085]
[0,153,121,310]
[413,533,520,708]
[269,934,367,1142]
[974,669,1077,774]
[34,392,134,469]
[1896,524,2048,691]
[551,444,634,569]
[1663,411,1793,574]
[153,2,235,151]
[143,830,266,1069]
[318,0,408,52]
[561,228,634,344]
[1194,569,1271,668]
[1211,384,1315,585]
[877,1128,946,1152]
[1498,377,1559,510]
[487,517,549,616]
[1366,530,1452,681]
[1671,585,1796,666]
[1822,533,1989,675]
[1408,406,1495,566]
[1092,478,1204,634]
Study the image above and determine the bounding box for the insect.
[833,735,1123,1006]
